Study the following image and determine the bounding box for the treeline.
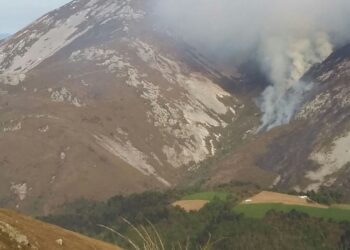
[288,187,345,205]
[41,189,350,250]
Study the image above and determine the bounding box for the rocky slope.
[0,208,121,250]
[2,0,348,214]
[0,0,258,214]
[209,43,350,195]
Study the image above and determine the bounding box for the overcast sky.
[0,0,71,34]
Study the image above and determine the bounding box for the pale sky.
[0,0,71,34]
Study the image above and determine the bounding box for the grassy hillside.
[0,209,121,250]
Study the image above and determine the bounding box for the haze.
[156,0,350,129]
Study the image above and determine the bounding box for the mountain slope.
[0,208,121,250]
[2,0,347,214]
[0,0,259,214]
[209,43,350,195]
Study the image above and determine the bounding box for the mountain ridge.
[0,0,349,214]
[0,0,259,214]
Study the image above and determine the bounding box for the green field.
[331,204,350,210]
[182,191,229,201]
[234,203,350,222]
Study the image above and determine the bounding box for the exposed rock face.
[294,45,350,191]
[0,0,256,213]
[2,0,348,213]
[0,221,29,248]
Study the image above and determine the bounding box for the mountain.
[0,208,121,249]
[1,0,349,215]
[208,43,350,196]
[0,0,260,214]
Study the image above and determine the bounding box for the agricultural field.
[234,203,350,221]
[331,204,350,210]
[176,191,350,222]
[181,191,229,201]
[172,191,230,211]
[242,191,328,208]
[172,200,209,212]
[234,191,350,222]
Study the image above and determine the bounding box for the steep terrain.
[0,0,259,214]
[209,43,350,195]
[1,0,349,215]
[0,208,121,250]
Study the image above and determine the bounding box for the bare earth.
[172,200,209,212]
[243,191,328,208]
[0,209,121,250]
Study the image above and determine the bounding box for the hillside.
[207,43,350,195]
[0,0,259,214]
[0,0,349,216]
[0,208,121,250]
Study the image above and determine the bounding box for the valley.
[0,0,349,249]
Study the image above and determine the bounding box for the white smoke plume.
[155,0,350,129]
[258,33,333,129]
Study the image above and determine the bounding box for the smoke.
[257,33,333,129]
[155,0,350,129]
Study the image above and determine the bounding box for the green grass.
[233,203,350,222]
[181,192,229,201]
[331,204,350,210]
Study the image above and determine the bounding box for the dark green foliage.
[288,187,346,205]
[40,190,350,250]
[234,203,350,221]
[340,227,350,250]
[306,188,343,205]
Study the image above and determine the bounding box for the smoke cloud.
[155,0,350,129]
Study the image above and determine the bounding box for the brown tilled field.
[0,209,121,250]
[172,200,209,212]
[243,191,328,208]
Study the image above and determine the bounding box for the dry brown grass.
[243,191,328,208]
[0,209,121,250]
[172,200,210,212]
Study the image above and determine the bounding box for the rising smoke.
[257,33,333,129]
[155,0,350,130]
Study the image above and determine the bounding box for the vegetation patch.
[181,191,229,201]
[331,204,350,210]
[234,203,350,221]
[41,191,350,250]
